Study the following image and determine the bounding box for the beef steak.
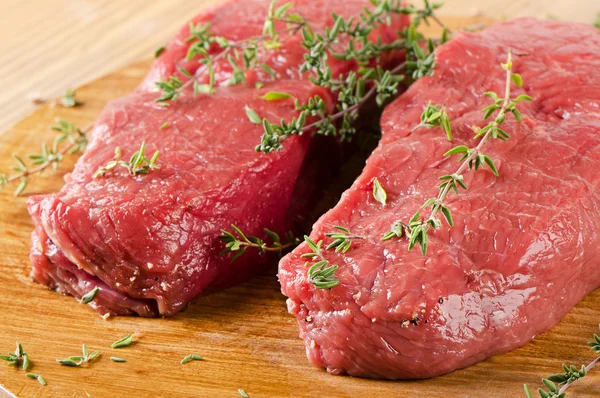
[27,0,407,317]
[278,19,600,379]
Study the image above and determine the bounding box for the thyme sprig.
[56,344,100,367]
[301,226,363,289]
[525,325,600,397]
[384,50,532,254]
[0,119,90,196]
[1,342,30,370]
[155,1,305,103]
[93,142,160,179]
[252,1,449,153]
[302,236,341,289]
[219,224,299,262]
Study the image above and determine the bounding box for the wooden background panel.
[0,0,597,132]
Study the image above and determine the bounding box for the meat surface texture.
[278,19,600,379]
[27,0,407,317]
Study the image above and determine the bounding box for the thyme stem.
[172,23,306,96]
[558,357,600,395]
[300,61,407,134]
[423,51,514,232]
[5,125,91,184]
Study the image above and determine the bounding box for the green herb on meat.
[301,227,363,289]
[238,389,250,398]
[110,357,127,363]
[93,142,161,179]
[81,287,99,304]
[372,177,387,206]
[155,1,305,104]
[0,119,89,196]
[219,225,299,262]
[384,50,532,255]
[253,1,450,153]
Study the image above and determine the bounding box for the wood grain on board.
[0,13,599,398]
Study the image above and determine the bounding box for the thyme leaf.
[180,353,203,364]
[302,227,363,289]
[26,373,47,386]
[219,225,299,262]
[110,357,126,363]
[93,142,160,179]
[80,287,99,304]
[372,177,387,206]
[111,334,134,349]
[59,89,84,108]
[57,344,100,367]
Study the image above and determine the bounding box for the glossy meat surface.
[27,0,407,317]
[278,19,600,379]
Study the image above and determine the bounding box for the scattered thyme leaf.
[111,334,134,349]
[57,344,100,367]
[110,357,126,363]
[261,91,292,101]
[180,354,203,364]
[81,287,99,304]
[59,89,83,108]
[26,373,47,386]
[94,142,160,178]
[372,177,387,206]
[238,389,250,398]
[245,106,262,124]
[154,45,166,58]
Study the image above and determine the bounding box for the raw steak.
[27,0,408,317]
[278,19,600,379]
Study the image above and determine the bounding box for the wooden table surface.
[0,0,597,133]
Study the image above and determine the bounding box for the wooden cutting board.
[0,16,599,398]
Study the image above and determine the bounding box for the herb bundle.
[219,0,449,280]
